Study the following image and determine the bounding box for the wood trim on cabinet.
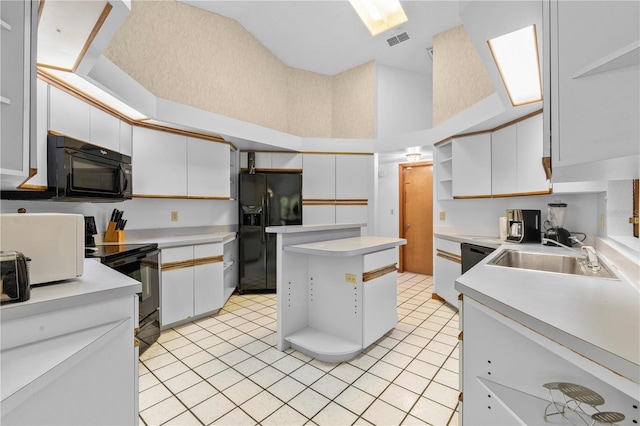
[431,293,445,302]
[193,255,223,267]
[133,194,231,200]
[436,252,462,264]
[161,259,195,271]
[453,195,493,199]
[542,156,552,180]
[362,264,397,282]
[37,70,236,150]
[15,168,47,190]
[72,3,113,72]
[492,189,551,198]
[299,151,375,156]
[436,249,461,263]
[434,109,543,147]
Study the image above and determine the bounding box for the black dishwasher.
[461,243,496,274]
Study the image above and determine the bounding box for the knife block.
[104,222,125,243]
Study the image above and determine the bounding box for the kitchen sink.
[487,250,619,280]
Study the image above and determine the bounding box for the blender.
[543,202,572,246]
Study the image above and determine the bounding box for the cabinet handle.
[134,337,140,348]
[1,19,11,31]
[1,96,10,105]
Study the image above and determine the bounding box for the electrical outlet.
[439,211,446,221]
[171,211,179,222]
[345,273,357,284]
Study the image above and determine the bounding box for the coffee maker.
[506,209,541,243]
[543,202,572,246]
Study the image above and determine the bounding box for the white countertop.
[285,236,406,257]
[105,231,236,249]
[455,243,640,383]
[1,260,142,321]
[434,232,520,249]
[266,223,366,234]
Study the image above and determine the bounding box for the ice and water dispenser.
[242,205,263,227]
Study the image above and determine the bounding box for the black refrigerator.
[239,171,302,293]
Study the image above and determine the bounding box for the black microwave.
[47,133,132,201]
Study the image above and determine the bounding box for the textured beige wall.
[332,61,376,139]
[432,25,495,126]
[104,0,374,139]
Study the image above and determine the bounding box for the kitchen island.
[266,223,406,362]
[0,260,141,425]
[455,243,639,424]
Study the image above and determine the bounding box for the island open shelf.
[266,223,406,362]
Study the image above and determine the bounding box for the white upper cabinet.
[548,0,639,181]
[302,154,336,199]
[492,114,549,196]
[187,137,230,198]
[516,114,549,194]
[132,127,187,197]
[119,121,133,157]
[49,86,91,142]
[452,134,492,198]
[491,124,517,196]
[336,155,370,199]
[90,107,120,152]
[0,0,36,184]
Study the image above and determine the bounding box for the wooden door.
[399,162,433,274]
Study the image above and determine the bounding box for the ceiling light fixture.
[348,0,408,37]
[488,24,542,106]
[406,152,421,162]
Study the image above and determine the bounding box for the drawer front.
[161,246,193,263]
[194,243,222,258]
[435,237,461,256]
[363,248,397,272]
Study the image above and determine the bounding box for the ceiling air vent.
[386,31,410,47]
[426,47,434,60]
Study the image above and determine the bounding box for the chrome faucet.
[541,238,602,272]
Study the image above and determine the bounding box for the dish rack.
[543,382,625,425]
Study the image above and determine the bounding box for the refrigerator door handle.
[261,195,266,243]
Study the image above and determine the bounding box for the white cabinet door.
[187,137,230,198]
[28,79,49,188]
[48,86,91,142]
[452,134,492,197]
[119,121,132,157]
[551,0,639,180]
[491,124,517,196]
[433,238,461,306]
[0,0,34,181]
[160,246,194,326]
[303,205,336,225]
[272,153,302,169]
[303,154,336,199]
[193,243,224,315]
[516,114,549,194]
[336,155,370,199]
[89,106,120,152]
[132,127,187,196]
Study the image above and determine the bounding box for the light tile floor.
[139,273,460,425]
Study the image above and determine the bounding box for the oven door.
[64,149,131,199]
[106,249,160,354]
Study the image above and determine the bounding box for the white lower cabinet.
[0,295,138,425]
[160,242,232,328]
[460,297,638,425]
[433,237,461,306]
[193,243,224,316]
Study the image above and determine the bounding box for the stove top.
[85,243,158,262]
